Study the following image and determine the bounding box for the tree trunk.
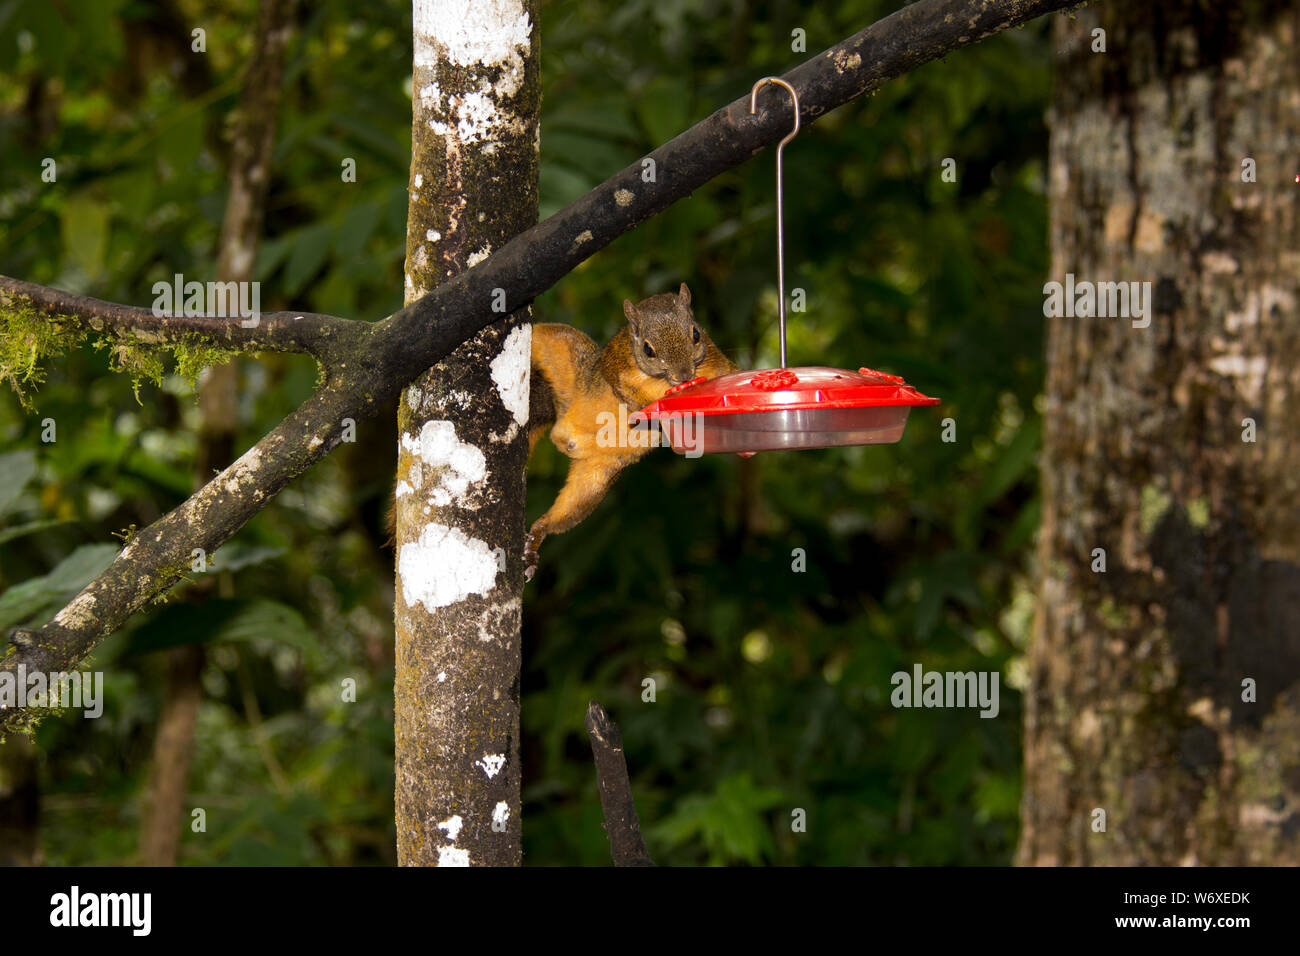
[394,0,538,866]
[1022,1,1300,865]
[0,733,39,865]
[137,644,204,865]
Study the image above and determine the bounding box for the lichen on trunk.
[394,0,539,867]
[1022,2,1300,866]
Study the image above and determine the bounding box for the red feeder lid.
[635,366,939,418]
[630,366,940,456]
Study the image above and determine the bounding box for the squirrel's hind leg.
[524,456,626,580]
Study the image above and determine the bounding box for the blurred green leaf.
[0,449,37,517]
[282,223,335,297]
[121,597,319,656]
[61,194,110,278]
[0,543,118,630]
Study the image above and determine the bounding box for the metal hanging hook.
[749,76,799,368]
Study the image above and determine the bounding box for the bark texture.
[586,701,654,866]
[1022,2,1300,865]
[394,0,538,867]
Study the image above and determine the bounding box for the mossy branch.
[0,299,245,407]
[0,276,365,408]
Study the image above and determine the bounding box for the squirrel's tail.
[528,360,556,455]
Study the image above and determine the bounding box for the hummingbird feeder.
[633,77,939,455]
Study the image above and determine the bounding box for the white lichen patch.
[429,90,526,144]
[396,480,414,498]
[437,846,470,866]
[406,386,423,410]
[52,590,98,629]
[401,420,487,507]
[490,325,531,426]
[414,0,532,145]
[467,244,492,267]
[426,228,441,242]
[441,389,476,410]
[398,523,499,611]
[437,814,464,841]
[492,801,510,828]
[476,753,507,778]
[1200,251,1238,274]
[1209,354,1268,401]
[832,49,862,72]
[615,188,634,207]
[223,447,263,495]
[414,0,531,74]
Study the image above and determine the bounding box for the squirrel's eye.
[692,326,701,344]
[642,341,655,358]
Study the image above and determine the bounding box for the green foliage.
[652,773,787,865]
[0,0,1049,865]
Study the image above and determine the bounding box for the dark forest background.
[0,0,1048,865]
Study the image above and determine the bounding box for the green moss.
[0,302,85,409]
[1139,484,1173,536]
[1,296,234,408]
[1097,596,1128,629]
[96,332,233,405]
[172,336,233,388]
[94,336,166,403]
[149,558,195,605]
[112,523,139,545]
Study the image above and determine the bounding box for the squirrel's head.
[624,283,706,385]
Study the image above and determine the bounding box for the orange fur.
[525,285,737,577]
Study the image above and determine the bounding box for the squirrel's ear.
[678,282,691,306]
[623,299,639,328]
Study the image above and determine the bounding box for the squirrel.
[385,283,737,579]
[524,282,737,578]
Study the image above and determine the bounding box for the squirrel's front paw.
[523,532,540,582]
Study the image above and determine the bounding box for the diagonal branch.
[0,0,1079,731]
[0,275,364,368]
